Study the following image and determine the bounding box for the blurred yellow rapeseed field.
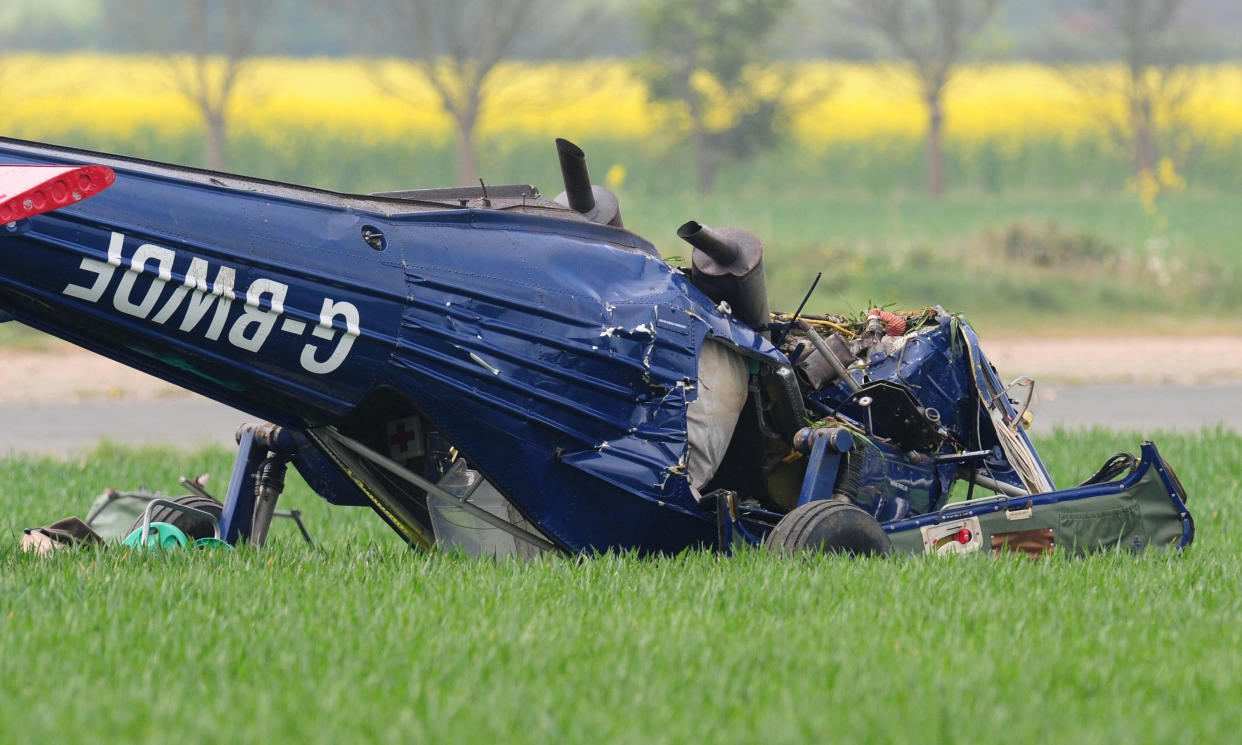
[3,54,1242,150]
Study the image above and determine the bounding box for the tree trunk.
[688,90,717,194]
[925,90,945,198]
[1131,91,1158,175]
[693,127,719,194]
[453,118,479,186]
[204,109,227,172]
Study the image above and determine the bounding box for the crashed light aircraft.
[0,137,1193,557]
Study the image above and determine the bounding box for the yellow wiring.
[770,313,859,339]
[814,320,857,338]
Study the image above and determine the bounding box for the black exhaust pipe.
[678,220,770,334]
[553,138,623,227]
[556,138,595,214]
[676,221,741,266]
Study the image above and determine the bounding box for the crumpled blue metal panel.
[386,209,784,552]
[813,313,1046,510]
[854,438,942,520]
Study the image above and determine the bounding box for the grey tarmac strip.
[0,384,1238,457]
[0,397,251,456]
[1029,384,1242,435]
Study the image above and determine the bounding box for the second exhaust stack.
[678,220,770,334]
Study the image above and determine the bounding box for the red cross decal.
[389,420,418,454]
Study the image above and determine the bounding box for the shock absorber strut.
[250,453,289,549]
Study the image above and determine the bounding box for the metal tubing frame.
[179,475,314,546]
[138,497,221,546]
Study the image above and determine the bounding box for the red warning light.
[0,165,116,224]
[954,528,973,544]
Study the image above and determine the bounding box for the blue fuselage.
[0,138,780,553]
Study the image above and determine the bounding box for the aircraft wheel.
[766,500,892,557]
[127,495,223,542]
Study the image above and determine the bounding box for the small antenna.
[773,271,822,346]
[478,178,491,207]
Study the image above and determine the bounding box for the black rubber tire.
[128,495,224,541]
[766,500,892,557]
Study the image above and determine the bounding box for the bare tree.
[1059,0,1193,178]
[849,0,999,197]
[637,0,794,194]
[345,0,601,186]
[103,0,274,171]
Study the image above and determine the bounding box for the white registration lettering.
[60,230,361,372]
[113,243,175,319]
[300,298,361,374]
[152,258,236,341]
[228,278,287,352]
[63,231,124,302]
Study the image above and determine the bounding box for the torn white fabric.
[685,339,750,495]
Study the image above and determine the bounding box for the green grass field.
[0,428,1237,744]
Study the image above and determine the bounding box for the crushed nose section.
[0,164,115,223]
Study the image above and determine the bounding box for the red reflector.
[0,164,116,224]
[954,528,973,544]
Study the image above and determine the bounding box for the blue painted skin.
[0,137,1187,554]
